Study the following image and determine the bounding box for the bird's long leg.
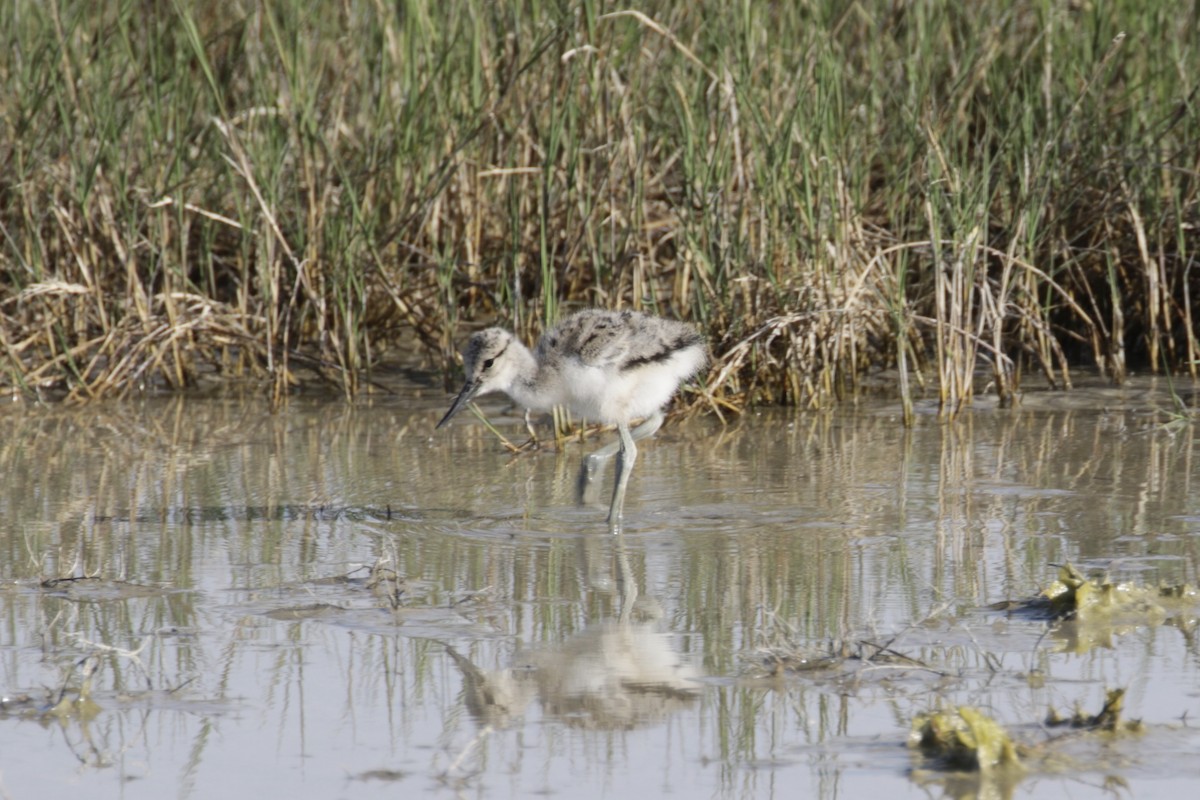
[584,411,663,465]
[607,420,639,531]
[513,409,540,451]
[629,411,665,442]
[577,412,664,505]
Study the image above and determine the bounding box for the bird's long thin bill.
[436,381,478,429]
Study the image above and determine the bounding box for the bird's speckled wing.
[536,310,705,371]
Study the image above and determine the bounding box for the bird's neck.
[504,343,549,411]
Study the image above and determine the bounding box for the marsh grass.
[2,1,1197,411]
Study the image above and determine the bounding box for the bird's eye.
[482,358,495,369]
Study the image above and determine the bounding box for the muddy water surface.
[2,380,1200,799]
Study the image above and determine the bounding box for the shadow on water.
[2,380,1200,798]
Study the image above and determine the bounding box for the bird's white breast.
[553,345,705,423]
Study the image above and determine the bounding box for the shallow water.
[2,379,1200,799]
